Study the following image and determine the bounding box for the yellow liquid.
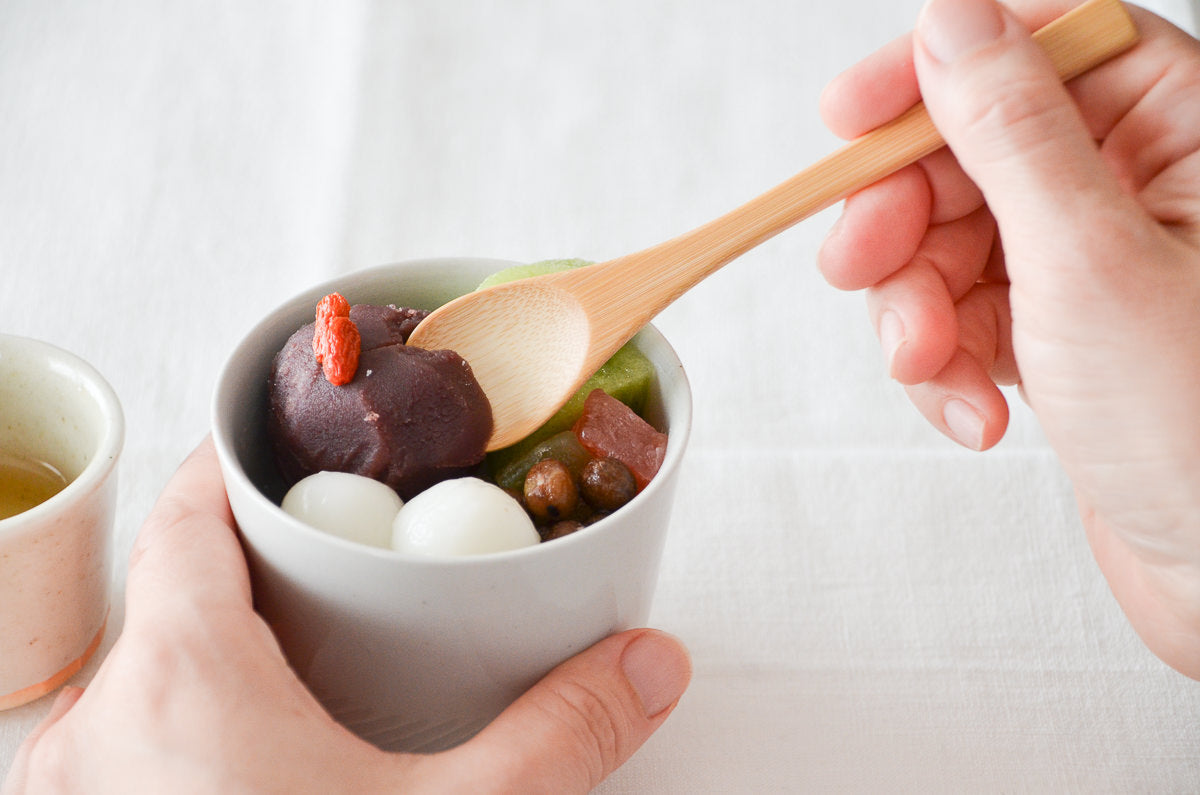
[0,451,69,520]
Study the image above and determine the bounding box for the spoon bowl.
[421,278,593,449]
[407,0,1139,451]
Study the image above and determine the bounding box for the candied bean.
[580,457,637,512]
[541,520,584,542]
[523,459,578,523]
[572,500,597,526]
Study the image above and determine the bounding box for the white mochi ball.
[281,471,403,549]
[392,477,539,556]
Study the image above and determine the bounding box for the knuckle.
[954,74,1077,165]
[955,283,1010,371]
[537,679,632,786]
[128,494,191,571]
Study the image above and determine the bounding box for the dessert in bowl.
[211,257,691,752]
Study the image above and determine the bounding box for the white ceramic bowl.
[211,258,691,752]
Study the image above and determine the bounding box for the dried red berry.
[322,315,361,385]
[573,389,667,492]
[313,292,351,363]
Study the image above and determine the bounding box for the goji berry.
[322,314,361,385]
[313,292,351,363]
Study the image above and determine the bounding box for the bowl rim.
[0,333,125,532]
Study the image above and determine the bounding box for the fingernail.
[621,630,691,718]
[878,310,906,377]
[943,398,985,450]
[918,0,1005,64]
[822,213,845,247]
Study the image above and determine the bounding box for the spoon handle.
[583,0,1138,345]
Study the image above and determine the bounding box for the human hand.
[818,0,1200,678]
[2,438,691,794]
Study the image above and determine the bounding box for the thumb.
[437,629,691,794]
[913,0,1125,256]
[2,686,84,794]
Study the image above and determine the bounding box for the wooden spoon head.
[406,280,592,451]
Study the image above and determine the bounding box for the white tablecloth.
[3,1,1198,791]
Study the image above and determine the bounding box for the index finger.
[819,32,919,140]
[125,436,252,624]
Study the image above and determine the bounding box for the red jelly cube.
[573,389,667,491]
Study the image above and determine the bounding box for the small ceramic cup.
[0,335,124,711]
[212,258,691,752]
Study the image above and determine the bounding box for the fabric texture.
[2,1,1197,790]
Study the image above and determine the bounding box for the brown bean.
[541,520,584,542]
[523,459,578,522]
[580,457,637,512]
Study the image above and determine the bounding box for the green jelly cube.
[486,342,657,482]
[492,430,592,493]
[476,258,593,290]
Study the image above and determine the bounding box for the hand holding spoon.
[408,0,1139,451]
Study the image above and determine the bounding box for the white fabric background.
[2,1,1198,791]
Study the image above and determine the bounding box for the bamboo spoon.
[408,0,1139,451]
